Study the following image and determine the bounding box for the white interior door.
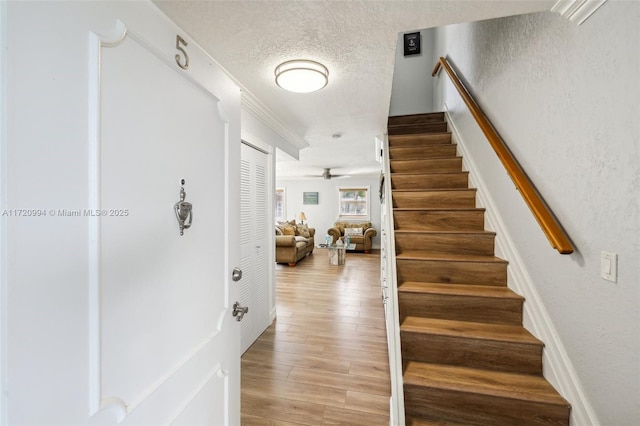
[88,23,239,425]
[240,143,270,353]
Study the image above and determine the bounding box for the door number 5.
[175,35,190,70]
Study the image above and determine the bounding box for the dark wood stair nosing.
[403,362,570,407]
[390,171,468,177]
[392,188,478,195]
[389,131,451,137]
[398,282,524,300]
[389,122,447,127]
[393,230,496,236]
[396,252,508,265]
[390,156,462,161]
[400,317,543,346]
[389,143,457,149]
[393,207,485,212]
[388,112,445,124]
[388,123,449,136]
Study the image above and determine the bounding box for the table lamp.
[297,212,307,224]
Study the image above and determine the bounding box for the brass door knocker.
[174,179,193,236]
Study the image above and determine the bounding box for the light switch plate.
[600,251,618,282]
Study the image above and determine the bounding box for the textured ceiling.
[154,0,552,178]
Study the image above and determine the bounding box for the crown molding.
[551,0,608,25]
[241,90,308,150]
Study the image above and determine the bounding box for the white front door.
[1,2,241,424]
[240,143,270,353]
[90,23,240,425]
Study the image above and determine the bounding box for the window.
[275,187,286,222]
[338,186,369,218]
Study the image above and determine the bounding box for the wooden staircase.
[388,113,571,425]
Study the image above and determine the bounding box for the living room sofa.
[327,221,377,253]
[275,222,315,266]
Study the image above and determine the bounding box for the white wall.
[389,28,436,116]
[276,175,382,249]
[431,4,639,425]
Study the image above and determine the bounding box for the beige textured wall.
[432,3,639,425]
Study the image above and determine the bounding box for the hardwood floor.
[241,248,391,425]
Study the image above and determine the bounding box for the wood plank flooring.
[241,249,391,425]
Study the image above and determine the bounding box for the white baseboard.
[443,105,599,426]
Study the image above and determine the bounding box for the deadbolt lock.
[232,267,242,282]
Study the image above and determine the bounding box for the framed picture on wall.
[303,192,319,205]
[403,31,420,56]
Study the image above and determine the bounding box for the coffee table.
[328,244,346,265]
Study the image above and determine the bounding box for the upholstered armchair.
[327,221,377,253]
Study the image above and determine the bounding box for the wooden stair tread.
[404,361,569,407]
[389,142,458,147]
[388,133,452,146]
[391,171,467,177]
[390,156,461,161]
[388,121,446,126]
[399,282,523,300]
[390,158,462,173]
[388,122,448,135]
[392,188,475,193]
[401,317,542,346]
[396,251,508,264]
[389,132,450,139]
[406,417,466,426]
[393,207,485,212]
[388,112,445,126]
[394,230,496,236]
[389,143,455,149]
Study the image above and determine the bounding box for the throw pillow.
[297,224,311,238]
[275,226,283,235]
[282,226,295,236]
[344,227,363,236]
[294,236,307,242]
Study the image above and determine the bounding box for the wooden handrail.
[432,57,574,254]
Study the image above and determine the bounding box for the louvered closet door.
[240,143,270,353]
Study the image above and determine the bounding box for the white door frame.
[0,0,8,422]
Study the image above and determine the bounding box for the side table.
[328,244,346,265]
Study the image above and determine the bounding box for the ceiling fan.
[306,168,348,180]
[322,167,352,180]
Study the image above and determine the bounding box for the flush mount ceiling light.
[275,60,329,93]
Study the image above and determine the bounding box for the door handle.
[232,302,249,321]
